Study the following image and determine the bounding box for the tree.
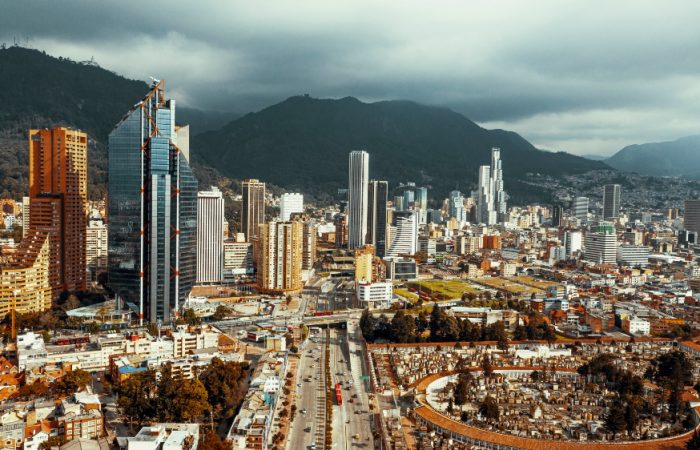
[605,401,627,437]
[199,358,247,420]
[481,354,493,378]
[389,310,417,343]
[360,309,377,341]
[199,431,231,450]
[146,322,159,337]
[39,436,63,450]
[18,381,48,399]
[212,305,232,321]
[479,396,499,420]
[687,429,700,450]
[453,374,470,406]
[180,308,201,326]
[117,370,158,427]
[54,369,91,395]
[646,351,694,421]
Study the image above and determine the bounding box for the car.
[297,383,302,387]
[301,409,307,414]
[304,427,311,433]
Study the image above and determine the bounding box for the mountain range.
[605,135,700,178]
[0,46,612,204]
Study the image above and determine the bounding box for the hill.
[0,46,229,199]
[606,136,700,178]
[193,95,608,203]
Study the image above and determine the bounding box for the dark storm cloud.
[2,0,700,155]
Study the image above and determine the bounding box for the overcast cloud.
[2,0,700,156]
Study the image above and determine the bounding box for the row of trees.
[360,306,516,346]
[116,358,248,428]
[17,368,92,400]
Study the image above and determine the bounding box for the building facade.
[108,81,198,323]
[279,193,303,222]
[27,127,88,296]
[197,187,224,284]
[256,221,303,293]
[572,196,589,222]
[86,214,108,281]
[367,180,388,257]
[242,179,266,242]
[347,151,369,249]
[603,184,622,220]
[386,211,418,258]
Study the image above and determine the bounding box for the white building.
[86,213,108,280]
[627,316,650,336]
[584,231,617,265]
[196,187,224,284]
[617,245,651,267]
[348,150,369,249]
[223,238,253,281]
[279,193,303,221]
[386,211,418,257]
[124,424,199,450]
[564,230,582,258]
[357,281,393,309]
[572,197,589,222]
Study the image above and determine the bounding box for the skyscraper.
[108,81,198,323]
[197,187,224,284]
[367,180,388,257]
[572,196,589,222]
[603,184,622,219]
[347,150,369,249]
[27,127,88,296]
[280,193,303,221]
[448,190,466,222]
[256,221,303,293]
[584,229,617,265]
[475,148,507,225]
[242,179,266,241]
[416,187,428,211]
[86,212,108,281]
[684,199,700,235]
[551,205,563,227]
[403,190,415,210]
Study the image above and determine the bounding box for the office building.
[385,257,417,280]
[551,205,563,227]
[448,190,466,222]
[491,148,507,221]
[223,236,253,282]
[584,230,617,265]
[476,165,493,224]
[367,180,388,257]
[416,187,428,211]
[256,221,303,293]
[347,150,369,249]
[334,214,348,248]
[393,195,404,212]
[280,193,303,221]
[386,211,418,257]
[242,179,266,242]
[197,187,224,284]
[403,190,415,210]
[572,197,589,222]
[603,184,622,219]
[108,81,198,323]
[86,213,108,281]
[356,281,393,310]
[27,127,88,296]
[685,199,700,235]
[617,245,650,267]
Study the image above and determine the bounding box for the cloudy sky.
[2,0,700,156]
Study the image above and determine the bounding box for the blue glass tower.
[108,81,198,323]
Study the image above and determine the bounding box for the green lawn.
[407,280,479,300]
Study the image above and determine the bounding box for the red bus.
[335,383,343,405]
[314,311,334,317]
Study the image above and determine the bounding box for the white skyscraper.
[386,211,418,257]
[348,150,369,249]
[280,193,304,221]
[197,187,224,284]
[476,148,507,225]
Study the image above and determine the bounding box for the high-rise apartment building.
[280,193,303,222]
[108,81,198,323]
[242,179,266,242]
[367,180,388,258]
[572,197,589,222]
[27,127,88,296]
[476,148,507,225]
[86,213,108,281]
[685,199,700,235]
[256,221,303,293]
[197,187,224,284]
[603,184,622,219]
[300,219,317,271]
[347,150,369,249]
[0,232,52,316]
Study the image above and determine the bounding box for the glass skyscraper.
[108,81,198,323]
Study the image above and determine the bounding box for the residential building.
[603,184,622,219]
[279,193,303,221]
[685,199,700,235]
[108,81,198,323]
[564,231,583,259]
[256,221,303,293]
[0,231,52,316]
[366,180,388,257]
[347,150,369,249]
[196,187,224,284]
[223,237,253,281]
[241,179,265,242]
[27,127,88,296]
[123,424,199,450]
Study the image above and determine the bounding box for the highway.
[287,329,329,450]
